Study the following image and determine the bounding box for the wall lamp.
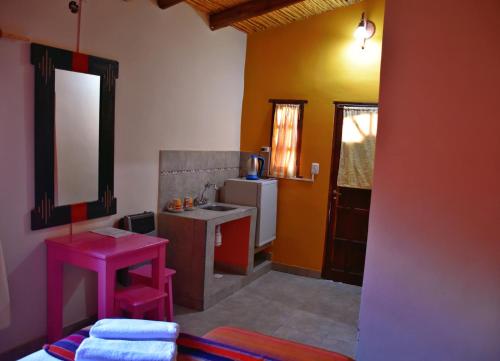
[354,12,376,49]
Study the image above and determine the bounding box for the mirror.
[55,69,100,206]
[30,43,119,230]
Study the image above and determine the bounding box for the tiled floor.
[174,270,361,358]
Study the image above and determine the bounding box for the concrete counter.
[158,203,259,310]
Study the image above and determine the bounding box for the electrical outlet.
[311,162,320,175]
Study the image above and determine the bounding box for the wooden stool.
[114,285,167,320]
[129,265,176,321]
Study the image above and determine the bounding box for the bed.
[20,326,354,361]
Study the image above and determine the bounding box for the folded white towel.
[90,319,180,341]
[75,338,177,361]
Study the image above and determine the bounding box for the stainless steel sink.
[201,205,236,212]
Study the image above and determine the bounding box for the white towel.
[75,338,176,361]
[90,319,180,341]
[0,240,10,330]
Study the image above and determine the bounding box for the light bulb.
[353,13,375,49]
[354,24,368,41]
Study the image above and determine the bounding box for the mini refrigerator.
[223,178,278,247]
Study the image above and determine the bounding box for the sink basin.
[201,205,237,212]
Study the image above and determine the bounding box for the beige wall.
[357,0,500,359]
[0,0,246,352]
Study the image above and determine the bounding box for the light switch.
[311,162,320,175]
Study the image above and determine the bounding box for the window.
[337,106,378,189]
[269,99,307,178]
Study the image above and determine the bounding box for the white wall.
[0,0,246,352]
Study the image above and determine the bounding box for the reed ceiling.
[164,0,363,33]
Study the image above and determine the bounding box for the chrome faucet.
[195,182,218,206]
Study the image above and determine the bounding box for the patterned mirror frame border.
[30,43,119,230]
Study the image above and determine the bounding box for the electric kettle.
[246,155,265,180]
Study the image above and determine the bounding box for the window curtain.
[337,107,378,189]
[270,104,300,178]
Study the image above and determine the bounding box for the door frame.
[321,101,378,280]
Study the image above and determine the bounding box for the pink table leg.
[47,248,64,342]
[151,244,166,320]
[166,276,174,322]
[97,262,116,319]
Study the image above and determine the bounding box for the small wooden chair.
[129,265,176,321]
[114,285,167,320]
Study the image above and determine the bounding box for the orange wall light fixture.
[354,12,376,49]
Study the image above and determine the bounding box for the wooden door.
[322,102,378,286]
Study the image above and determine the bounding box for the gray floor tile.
[174,271,361,358]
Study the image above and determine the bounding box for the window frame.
[268,99,308,178]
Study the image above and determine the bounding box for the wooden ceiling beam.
[157,0,184,10]
[209,0,306,30]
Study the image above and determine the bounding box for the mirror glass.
[54,69,100,206]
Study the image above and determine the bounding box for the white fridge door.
[258,182,277,246]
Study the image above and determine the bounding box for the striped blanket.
[43,330,280,361]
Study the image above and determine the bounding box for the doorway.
[322,102,379,286]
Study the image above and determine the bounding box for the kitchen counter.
[158,203,259,310]
[160,202,256,223]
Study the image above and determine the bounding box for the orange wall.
[358,0,500,359]
[215,217,251,272]
[240,0,385,272]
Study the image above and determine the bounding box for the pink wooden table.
[45,231,168,342]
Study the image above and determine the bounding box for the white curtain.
[270,104,300,178]
[337,107,378,189]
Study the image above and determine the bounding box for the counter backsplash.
[158,150,240,211]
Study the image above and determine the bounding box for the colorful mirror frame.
[30,43,119,230]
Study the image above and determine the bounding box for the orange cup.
[184,196,193,209]
[171,198,182,210]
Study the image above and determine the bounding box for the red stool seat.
[129,265,176,321]
[115,285,167,320]
[130,265,176,281]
